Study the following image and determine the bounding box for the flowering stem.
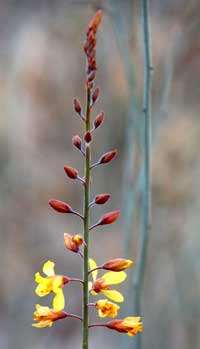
[82,86,91,349]
[133,1,152,348]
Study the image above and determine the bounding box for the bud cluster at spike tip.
[84,10,103,87]
[49,199,72,213]
[64,165,79,179]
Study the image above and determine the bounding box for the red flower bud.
[73,98,82,114]
[84,131,92,143]
[92,87,100,105]
[49,199,72,213]
[72,134,82,150]
[94,111,104,129]
[102,259,133,271]
[99,150,117,164]
[95,193,111,205]
[64,166,78,179]
[64,233,83,253]
[98,210,120,225]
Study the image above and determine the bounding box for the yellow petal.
[102,289,124,302]
[91,290,98,296]
[52,276,63,293]
[43,260,55,276]
[89,258,98,281]
[88,281,92,291]
[32,320,53,328]
[53,290,65,311]
[35,272,43,283]
[102,271,127,285]
[98,309,107,318]
[35,282,51,297]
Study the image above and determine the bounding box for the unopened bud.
[64,233,83,253]
[92,87,100,105]
[94,111,104,129]
[73,98,82,114]
[64,166,79,179]
[95,193,111,205]
[84,131,92,143]
[99,150,117,164]
[98,210,120,225]
[72,134,82,150]
[102,259,133,272]
[49,199,72,213]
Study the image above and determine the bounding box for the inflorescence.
[32,9,143,344]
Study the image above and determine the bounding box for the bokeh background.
[1,0,200,348]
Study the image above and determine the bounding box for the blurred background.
[1,0,200,348]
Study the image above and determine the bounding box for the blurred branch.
[107,0,140,264]
[133,1,152,349]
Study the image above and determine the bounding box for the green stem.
[82,87,91,349]
[133,1,152,349]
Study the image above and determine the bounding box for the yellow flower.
[35,260,68,311]
[32,304,67,328]
[95,299,120,318]
[106,317,143,336]
[89,258,126,302]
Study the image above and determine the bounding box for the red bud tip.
[73,98,82,114]
[64,166,79,179]
[72,134,82,150]
[99,210,120,225]
[94,111,104,129]
[99,150,117,164]
[84,131,92,143]
[92,87,100,104]
[88,10,103,34]
[95,193,111,205]
[49,199,72,213]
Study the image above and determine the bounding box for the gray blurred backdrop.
[0,0,200,348]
